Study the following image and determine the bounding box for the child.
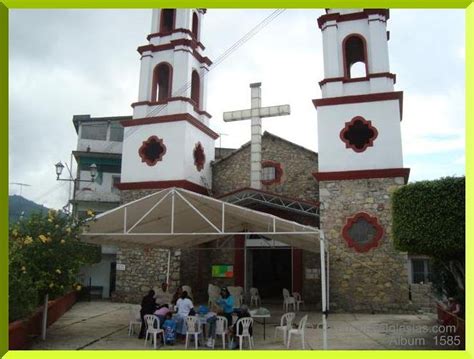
[162,312,177,345]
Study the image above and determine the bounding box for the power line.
[97,9,286,154]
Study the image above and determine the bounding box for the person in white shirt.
[153,282,172,306]
[174,291,194,335]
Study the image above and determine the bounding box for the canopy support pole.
[166,249,171,286]
[319,231,328,350]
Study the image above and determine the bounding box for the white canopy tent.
[80,187,329,348]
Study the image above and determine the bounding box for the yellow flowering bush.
[9,211,101,322]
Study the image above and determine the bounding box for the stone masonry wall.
[319,177,411,312]
[212,133,319,202]
[410,283,436,313]
[112,189,181,303]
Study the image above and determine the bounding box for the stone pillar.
[319,176,410,312]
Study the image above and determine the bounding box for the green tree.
[392,176,465,302]
[9,210,100,322]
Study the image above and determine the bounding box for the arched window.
[343,35,368,78]
[152,63,172,102]
[191,70,200,107]
[160,9,175,33]
[192,12,199,40]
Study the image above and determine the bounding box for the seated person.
[216,287,234,326]
[228,304,253,349]
[154,282,172,306]
[174,291,194,336]
[162,312,177,345]
[154,304,171,328]
[138,290,158,339]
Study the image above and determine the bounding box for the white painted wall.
[77,170,120,193]
[121,121,215,186]
[317,100,403,172]
[80,254,116,299]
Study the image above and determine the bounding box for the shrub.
[8,210,100,321]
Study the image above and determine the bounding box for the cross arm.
[223,105,291,122]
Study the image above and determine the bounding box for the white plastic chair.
[293,292,305,311]
[228,286,242,308]
[128,305,141,336]
[208,284,220,307]
[214,316,228,349]
[185,316,203,349]
[236,286,245,305]
[274,312,295,345]
[282,288,296,311]
[182,285,193,300]
[144,315,165,349]
[249,288,261,307]
[234,317,254,350]
[287,315,308,349]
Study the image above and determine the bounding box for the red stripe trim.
[319,72,396,87]
[146,28,205,50]
[121,113,219,140]
[318,9,389,29]
[313,91,403,120]
[313,168,410,183]
[115,180,208,194]
[131,97,212,118]
[137,39,212,66]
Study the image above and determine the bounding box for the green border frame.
[1,2,472,359]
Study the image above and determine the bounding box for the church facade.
[72,8,434,312]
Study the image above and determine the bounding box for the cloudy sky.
[9,9,465,209]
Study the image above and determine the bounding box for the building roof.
[72,114,132,133]
[212,131,317,166]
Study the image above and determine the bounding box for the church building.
[73,8,432,312]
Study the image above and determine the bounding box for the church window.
[261,160,283,185]
[191,70,200,107]
[192,12,199,40]
[343,34,368,78]
[342,212,383,253]
[339,116,378,153]
[81,123,107,141]
[152,63,172,102]
[193,142,206,171]
[138,136,167,166]
[409,257,431,284]
[160,9,175,33]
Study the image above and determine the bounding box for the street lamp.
[55,161,97,182]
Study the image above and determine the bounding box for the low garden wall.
[9,291,77,350]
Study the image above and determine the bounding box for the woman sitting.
[174,291,194,336]
[228,304,253,349]
[205,287,234,348]
[138,290,158,339]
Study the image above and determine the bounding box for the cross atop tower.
[223,83,290,189]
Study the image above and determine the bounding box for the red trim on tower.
[313,91,403,120]
[138,135,167,166]
[318,9,390,29]
[339,116,378,153]
[131,97,211,118]
[121,113,219,140]
[159,9,176,33]
[234,235,245,287]
[115,180,208,194]
[292,248,303,293]
[151,62,173,102]
[313,168,410,183]
[342,212,384,253]
[147,28,205,49]
[137,39,212,66]
[319,72,396,87]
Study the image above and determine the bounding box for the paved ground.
[30,301,457,350]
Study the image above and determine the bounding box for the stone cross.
[223,83,290,190]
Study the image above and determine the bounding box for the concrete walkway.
[30,301,452,350]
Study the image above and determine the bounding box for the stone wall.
[112,247,181,303]
[319,177,411,312]
[212,132,319,202]
[410,283,436,313]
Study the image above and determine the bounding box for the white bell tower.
[118,8,217,194]
[314,8,408,178]
[313,9,410,312]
